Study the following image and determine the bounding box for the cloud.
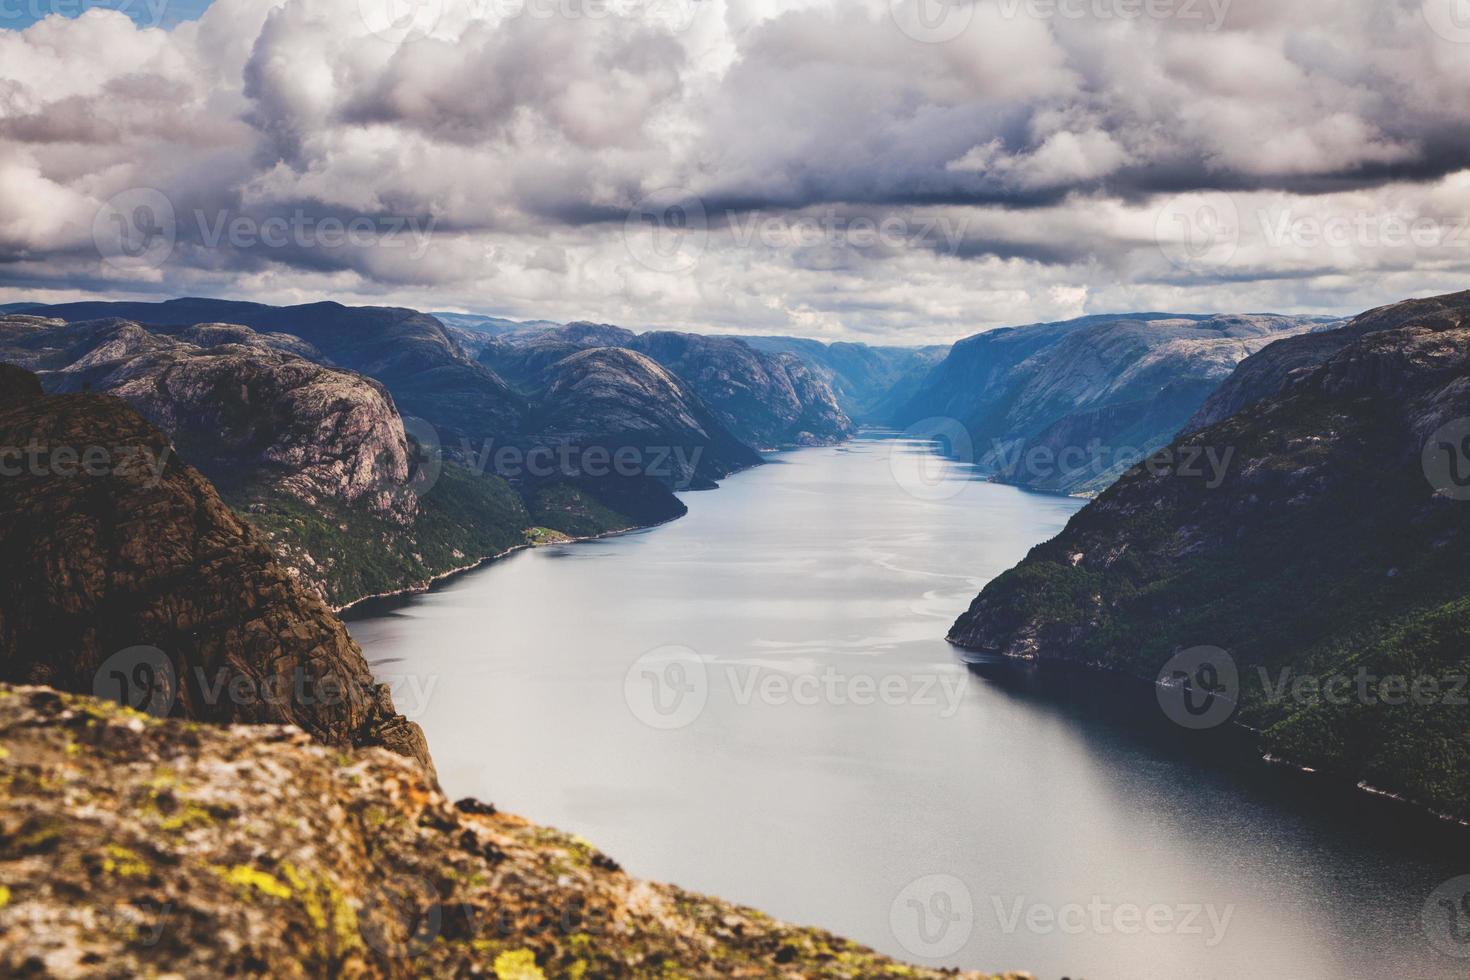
[2,0,1470,343]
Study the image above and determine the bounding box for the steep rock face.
[0,380,431,774]
[1186,291,1470,432]
[482,324,855,448]
[892,313,1328,495]
[948,292,1470,816]
[23,299,528,456]
[532,347,761,489]
[0,685,1016,979]
[741,335,949,422]
[33,320,416,524]
[628,332,854,448]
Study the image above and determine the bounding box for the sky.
[2,0,1470,344]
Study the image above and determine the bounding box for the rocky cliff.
[0,377,432,774]
[1186,291,1470,432]
[892,313,1330,495]
[0,684,1018,979]
[484,323,856,448]
[626,332,854,448]
[948,291,1470,817]
[533,347,762,490]
[740,335,949,423]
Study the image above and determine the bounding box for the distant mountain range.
[949,290,1470,819]
[889,313,1340,495]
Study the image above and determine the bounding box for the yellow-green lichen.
[493,948,545,979]
[102,845,149,878]
[213,864,291,900]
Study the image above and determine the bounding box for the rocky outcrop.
[23,298,528,457]
[628,332,855,448]
[1185,291,1470,432]
[533,347,762,489]
[741,335,950,422]
[483,323,856,448]
[948,291,1470,817]
[0,378,432,775]
[892,313,1329,495]
[0,684,1018,979]
[32,320,417,524]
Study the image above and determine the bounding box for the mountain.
[12,299,766,562]
[431,310,563,336]
[0,374,432,774]
[948,291,1470,818]
[21,298,528,456]
[891,313,1333,495]
[483,323,857,448]
[740,335,949,422]
[0,683,1017,979]
[531,347,762,490]
[0,316,529,607]
[625,332,854,448]
[1186,292,1470,432]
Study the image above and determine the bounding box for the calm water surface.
[349,435,1470,979]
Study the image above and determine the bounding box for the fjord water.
[349,436,1467,979]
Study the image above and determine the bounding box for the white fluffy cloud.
[2,0,1470,342]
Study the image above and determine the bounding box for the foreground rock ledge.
[0,686,1025,979]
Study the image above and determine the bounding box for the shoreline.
[335,442,823,617]
[955,647,1470,832]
